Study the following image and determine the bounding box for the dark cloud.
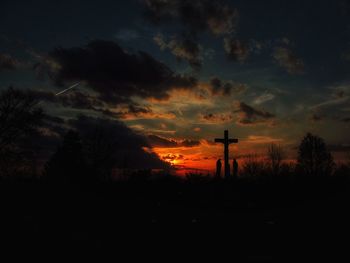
[31,89,162,120]
[201,113,233,124]
[98,104,176,120]
[209,77,248,96]
[62,91,104,110]
[144,0,239,36]
[30,90,56,102]
[148,135,200,148]
[0,53,18,71]
[42,114,65,125]
[154,33,202,69]
[310,113,324,122]
[235,102,275,126]
[148,135,178,148]
[68,115,169,169]
[144,1,241,68]
[128,104,152,114]
[210,77,224,94]
[45,40,197,105]
[273,47,304,74]
[41,114,67,136]
[224,38,250,62]
[16,114,166,171]
[181,139,201,147]
[30,90,103,110]
[31,113,170,170]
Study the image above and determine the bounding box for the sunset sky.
[1,0,350,174]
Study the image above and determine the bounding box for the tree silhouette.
[297,133,334,176]
[267,143,285,176]
[0,87,43,177]
[84,127,118,182]
[45,130,88,183]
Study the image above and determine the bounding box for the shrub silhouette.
[297,133,334,176]
[241,154,266,177]
[0,87,43,177]
[279,162,296,177]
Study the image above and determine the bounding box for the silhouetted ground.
[1,175,350,262]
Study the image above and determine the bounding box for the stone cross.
[215,130,238,179]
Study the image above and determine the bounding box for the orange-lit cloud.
[148,135,201,148]
[244,135,284,144]
[107,104,176,120]
[199,112,233,124]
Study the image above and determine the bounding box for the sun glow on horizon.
[150,134,300,175]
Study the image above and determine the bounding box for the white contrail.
[55,82,80,96]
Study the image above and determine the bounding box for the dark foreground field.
[1,175,350,262]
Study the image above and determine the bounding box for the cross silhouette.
[215,130,238,178]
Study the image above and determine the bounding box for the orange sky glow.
[151,135,295,176]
